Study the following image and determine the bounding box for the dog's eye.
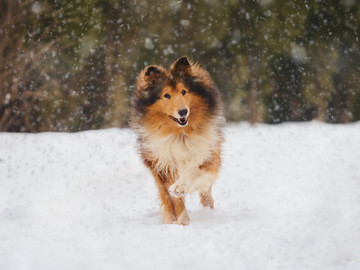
[164,93,171,99]
[181,90,186,96]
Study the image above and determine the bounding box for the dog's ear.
[171,56,192,77]
[143,65,165,85]
[135,65,165,99]
[145,65,160,76]
[138,65,165,88]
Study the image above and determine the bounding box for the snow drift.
[0,122,359,270]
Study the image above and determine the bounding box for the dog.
[130,56,225,225]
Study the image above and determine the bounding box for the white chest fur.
[142,127,220,178]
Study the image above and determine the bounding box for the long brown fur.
[130,56,225,225]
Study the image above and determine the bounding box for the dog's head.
[132,56,221,133]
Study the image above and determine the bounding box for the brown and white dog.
[130,57,225,225]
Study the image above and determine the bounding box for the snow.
[1,122,360,270]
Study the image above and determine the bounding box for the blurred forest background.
[1,0,360,132]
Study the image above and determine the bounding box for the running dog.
[130,56,224,225]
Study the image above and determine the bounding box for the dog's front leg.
[168,175,191,197]
[169,168,216,197]
[168,166,197,197]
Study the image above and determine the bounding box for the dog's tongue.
[179,117,186,124]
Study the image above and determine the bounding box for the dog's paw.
[176,210,190,226]
[169,182,188,197]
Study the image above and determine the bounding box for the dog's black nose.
[178,109,188,117]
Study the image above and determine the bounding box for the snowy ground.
[0,122,360,270]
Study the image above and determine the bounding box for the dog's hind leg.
[200,185,214,209]
[198,150,221,209]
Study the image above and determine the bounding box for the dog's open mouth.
[169,115,188,127]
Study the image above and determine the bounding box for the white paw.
[176,210,190,226]
[169,182,188,197]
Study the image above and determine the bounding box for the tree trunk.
[248,53,259,124]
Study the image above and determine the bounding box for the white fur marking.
[137,116,224,194]
[142,122,220,177]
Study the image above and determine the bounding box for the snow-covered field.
[0,122,360,270]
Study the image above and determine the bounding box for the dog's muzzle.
[169,115,188,127]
